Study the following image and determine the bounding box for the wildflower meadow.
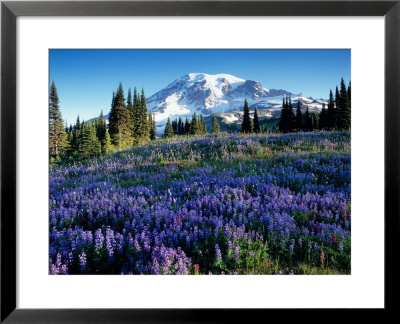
[49,131,350,275]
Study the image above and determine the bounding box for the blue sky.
[49,49,350,125]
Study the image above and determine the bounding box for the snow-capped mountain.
[147,73,326,129]
[88,73,327,131]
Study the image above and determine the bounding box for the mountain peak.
[87,73,327,132]
[142,73,326,128]
[186,73,245,84]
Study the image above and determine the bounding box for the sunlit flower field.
[49,131,351,275]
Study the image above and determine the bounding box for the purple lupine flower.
[228,241,234,250]
[79,251,87,273]
[234,246,240,261]
[95,229,105,250]
[314,243,319,254]
[105,226,116,259]
[215,244,222,261]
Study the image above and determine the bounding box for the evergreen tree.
[77,123,101,159]
[172,119,178,135]
[312,113,319,130]
[279,96,294,133]
[164,117,175,138]
[304,107,313,131]
[95,110,106,142]
[127,88,135,136]
[150,113,157,140]
[199,114,207,134]
[150,115,157,140]
[185,118,191,135]
[336,78,351,130]
[72,116,80,153]
[241,99,252,133]
[295,100,302,131]
[127,88,133,110]
[288,97,294,132]
[347,81,351,108]
[335,86,340,108]
[319,103,327,130]
[211,116,221,134]
[101,128,113,155]
[177,117,183,135]
[132,87,140,140]
[191,112,198,135]
[279,96,287,132]
[138,88,150,142]
[327,89,335,130]
[253,108,260,133]
[64,129,74,159]
[108,83,132,149]
[75,116,81,131]
[49,80,67,160]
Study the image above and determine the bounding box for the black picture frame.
[1,0,399,322]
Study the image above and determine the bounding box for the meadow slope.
[50,131,351,275]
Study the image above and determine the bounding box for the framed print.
[1,0,399,322]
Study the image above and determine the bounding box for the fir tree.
[335,86,340,108]
[172,119,178,135]
[101,128,113,155]
[279,96,287,132]
[150,113,157,140]
[241,99,252,133]
[177,117,183,135]
[288,97,294,132]
[336,78,351,130]
[132,87,140,140]
[312,113,319,130]
[253,108,260,133]
[138,88,150,142]
[327,89,335,130]
[72,116,80,153]
[108,83,132,149]
[49,80,67,160]
[95,110,106,142]
[75,116,81,131]
[347,81,351,108]
[279,96,294,133]
[191,112,198,135]
[77,123,101,159]
[319,103,327,130]
[211,116,221,134]
[199,114,207,134]
[148,112,153,139]
[164,117,175,138]
[127,88,135,136]
[304,107,313,131]
[185,118,191,135]
[295,100,302,131]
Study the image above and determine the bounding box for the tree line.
[49,81,156,163]
[279,78,351,133]
[163,98,260,138]
[163,113,221,138]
